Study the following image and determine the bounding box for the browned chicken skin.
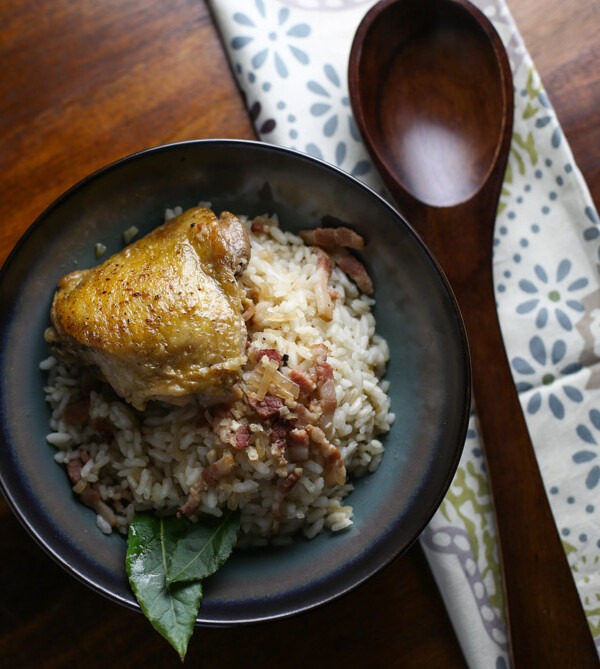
[45,207,251,410]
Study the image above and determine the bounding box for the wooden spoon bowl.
[349,0,598,666]
[352,0,507,209]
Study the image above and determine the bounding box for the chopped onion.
[255,358,279,400]
[271,369,300,402]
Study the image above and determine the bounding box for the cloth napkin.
[207,0,600,665]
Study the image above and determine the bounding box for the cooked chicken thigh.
[45,207,251,410]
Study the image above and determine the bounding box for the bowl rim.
[0,137,471,625]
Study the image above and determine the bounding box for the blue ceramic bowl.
[0,139,470,625]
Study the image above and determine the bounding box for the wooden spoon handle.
[393,175,599,664]
[459,271,598,666]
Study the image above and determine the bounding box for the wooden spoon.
[349,0,597,666]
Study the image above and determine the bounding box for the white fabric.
[208,1,600,666]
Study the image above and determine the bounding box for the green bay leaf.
[126,513,201,661]
[167,510,241,585]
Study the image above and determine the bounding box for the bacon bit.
[317,250,332,276]
[235,424,251,449]
[300,227,365,250]
[299,226,373,295]
[251,220,268,234]
[312,343,328,361]
[178,450,236,517]
[247,392,285,419]
[77,484,117,527]
[256,348,283,367]
[250,215,277,234]
[79,485,101,509]
[315,358,334,383]
[288,427,309,448]
[270,420,288,462]
[315,252,334,321]
[306,425,346,486]
[201,451,235,486]
[288,369,316,395]
[310,345,337,438]
[287,427,310,461]
[214,409,236,448]
[112,490,132,514]
[292,402,321,429]
[271,466,304,530]
[279,467,303,495]
[329,247,374,295]
[178,479,204,518]
[63,399,90,425]
[67,458,83,484]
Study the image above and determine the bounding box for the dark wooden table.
[1,1,598,666]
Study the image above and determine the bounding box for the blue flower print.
[512,335,583,418]
[231,1,310,79]
[582,206,600,260]
[308,64,356,140]
[248,100,276,135]
[516,260,587,330]
[573,409,600,489]
[304,64,371,178]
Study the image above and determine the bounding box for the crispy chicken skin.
[45,207,251,410]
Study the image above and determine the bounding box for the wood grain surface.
[1,1,598,667]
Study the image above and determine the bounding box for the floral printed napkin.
[207,0,600,666]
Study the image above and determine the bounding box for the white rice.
[42,212,394,545]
